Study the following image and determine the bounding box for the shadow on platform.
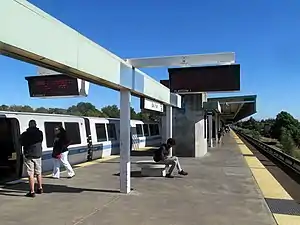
[0,182,125,197]
[113,170,143,178]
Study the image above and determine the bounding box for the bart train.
[0,111,162,181]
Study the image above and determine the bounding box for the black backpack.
[153,143,167,162]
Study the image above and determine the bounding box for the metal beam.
[126,52,235,68]
[233,103,244,120]
[0,0,182,107]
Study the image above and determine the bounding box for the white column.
[208,113,213,147]
[215,114,219,142]
[166,105,173,156]
[120,89,131,194]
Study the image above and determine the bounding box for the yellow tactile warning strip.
[231,131,300,225]
[133,146,159,151]
[64,155,120,170]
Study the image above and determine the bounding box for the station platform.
[0,132,299,225]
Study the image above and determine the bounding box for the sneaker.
[25,192,36,198]
[67,174,75,179]
[166,173,174,178]
[36,188,43,194]
[178,170,188,176]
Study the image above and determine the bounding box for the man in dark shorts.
[153,138,188,178]
[20,120,44,197]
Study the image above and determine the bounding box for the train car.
[131,120,161,150]
[0,111,162,182]
[0,111,88,181]
[84,117,120,158]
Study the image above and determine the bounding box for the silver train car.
[0,111,161,181]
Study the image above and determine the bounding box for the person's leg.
[34,158,43,193]
[24,158,35,197]
[52,158,60,178]
[163,156,188,177]
[170,156,188,176]
[172,156,182,171]
[60,151,75,178]
[163,158,176,177]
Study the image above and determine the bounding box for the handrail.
[233,128,300,175]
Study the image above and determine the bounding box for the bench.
[136,160,169,177]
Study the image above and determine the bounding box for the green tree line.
[0,102,159,121]
[236,111,300,159]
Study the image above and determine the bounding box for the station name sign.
[140,97,164,113]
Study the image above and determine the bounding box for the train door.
[0,118,22,182]
[84,118,93,161]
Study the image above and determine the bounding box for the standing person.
[20,120,43,197]
[217,128,223,144]
[52,126,75,179]
[153,138,188,178]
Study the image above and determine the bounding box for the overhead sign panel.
[25,74,87,98]
[140,97,164,113]
[160,79,170,88]
[168,64,240,93]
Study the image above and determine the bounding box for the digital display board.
[168,64,240,93]
[25,74,79,97]
[160,79,170,88]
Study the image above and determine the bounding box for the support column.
[215,114,219,143]
[120,89,131,194]
[208,112,213,147]
[166,105,173,156]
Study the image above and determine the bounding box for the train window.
[95,123,107,142]
[149,124,160,136]
[136,124,143,137]
[44,122,63,148]
[107,123,117,141]
[143,124,149,136]
[64,122,81,145]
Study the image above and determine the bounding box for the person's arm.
[161,145,167,160]
[63,136,71,148]
[38,130,43,143]
[19,132,25,146]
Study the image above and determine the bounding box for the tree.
[101,105,120,118]
[48,108,67,114]
[0,102,158,121]
[279,127,295,155]
[271,111,300,147]
[35,107,49,113]
[67,102,106,117]
[130,107,139,119]
[0,104,9,111]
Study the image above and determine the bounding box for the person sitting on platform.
[153,138,188,178]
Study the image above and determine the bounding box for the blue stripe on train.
[42,136,161,160]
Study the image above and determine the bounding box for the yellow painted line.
[250,168,292,200]
[232,131,300,224]
[274,214,300,225]
[134,146,158,151]
[239,145,254,155]
[75,155,119,168]
[244,156,264,168]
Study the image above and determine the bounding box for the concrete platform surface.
[0,134,276,225]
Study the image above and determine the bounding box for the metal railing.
[233,128,300,175]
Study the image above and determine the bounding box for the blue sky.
[1,0,299,119]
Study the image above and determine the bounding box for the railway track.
[234,129,300,203]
